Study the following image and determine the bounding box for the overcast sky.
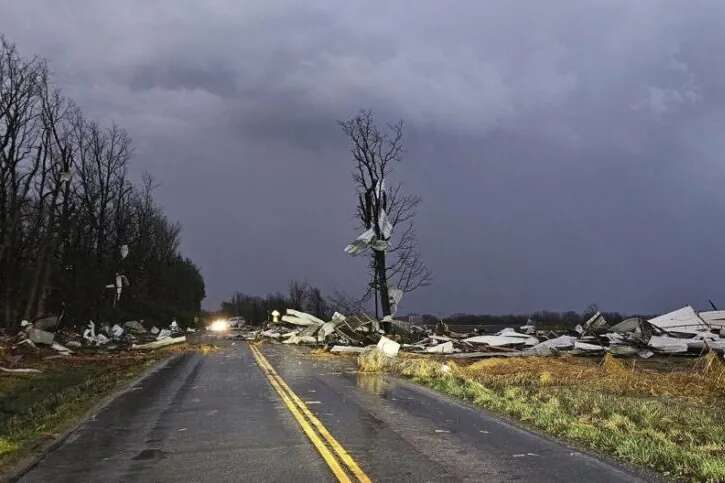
[3,1,725,316]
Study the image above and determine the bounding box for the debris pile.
[0,316,191,373]
[245,306,725,361]
[241,309,385,347]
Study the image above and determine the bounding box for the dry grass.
[360,350,725,481]
[357,348,391,372]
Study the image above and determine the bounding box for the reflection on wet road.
[259,344,647,482]
[20,342,649,482]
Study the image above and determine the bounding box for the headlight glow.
[209,319,229,332]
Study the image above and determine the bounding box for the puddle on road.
[356,373,390,396]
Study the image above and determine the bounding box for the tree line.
[444,308,630,330]
[220,280,333,324]
[0,36,204,328]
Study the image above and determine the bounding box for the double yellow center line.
[249,344,372,483]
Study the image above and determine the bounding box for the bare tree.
[288,280,308,311]
[0,37,47,323]
[0,35,205,327]
[339,110,431,323]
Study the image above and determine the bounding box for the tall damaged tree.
[340,110,431,328]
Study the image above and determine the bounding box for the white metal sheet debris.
[699,311,725,330]
[344,228,376,256]
[647,335,689,353]
[573,341,605,352]
[282,309,325,327]
[648,306,709,335]
[578,312,609,335]
[330,345,368,353]
[535,335,576,349]
[464,329,538,347]
[424,341,454,354]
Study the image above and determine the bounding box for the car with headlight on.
[207,319,230,332]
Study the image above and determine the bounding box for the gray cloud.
[3,0,725,315]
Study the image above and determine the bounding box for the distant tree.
[583,303,599,318]
[288,280,307,310]
[339,110,431,323]
[305,286,331,320]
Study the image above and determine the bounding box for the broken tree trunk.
[375,250,392,330]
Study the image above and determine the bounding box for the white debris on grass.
[330,346,369,353]
[132,336,186,350]
[51,342,73,355]
[377,336,400,357]
[0,367,42,374]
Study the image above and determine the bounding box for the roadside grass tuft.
[357,349,392,373]
[361,352,725,481]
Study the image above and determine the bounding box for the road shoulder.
[3,351,184,482]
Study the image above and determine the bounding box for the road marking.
[251,346,371,483]
[250,344,371,483]
[249,345,351,482]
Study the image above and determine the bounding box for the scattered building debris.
[0,316,193,365]
[330,345,368,354]
[124,320,146,333]
[27,327,54,346]
[132,336,186,350]
[648,306,708,336]
[241,304,725,362]
[0,366,42,374]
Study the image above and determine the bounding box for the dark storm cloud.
[3,0,725,315]
[128,62,239,98]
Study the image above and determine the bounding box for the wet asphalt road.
[20,340,651,482]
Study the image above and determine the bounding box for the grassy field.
[358,350,725,482]
[0,345,188,474]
